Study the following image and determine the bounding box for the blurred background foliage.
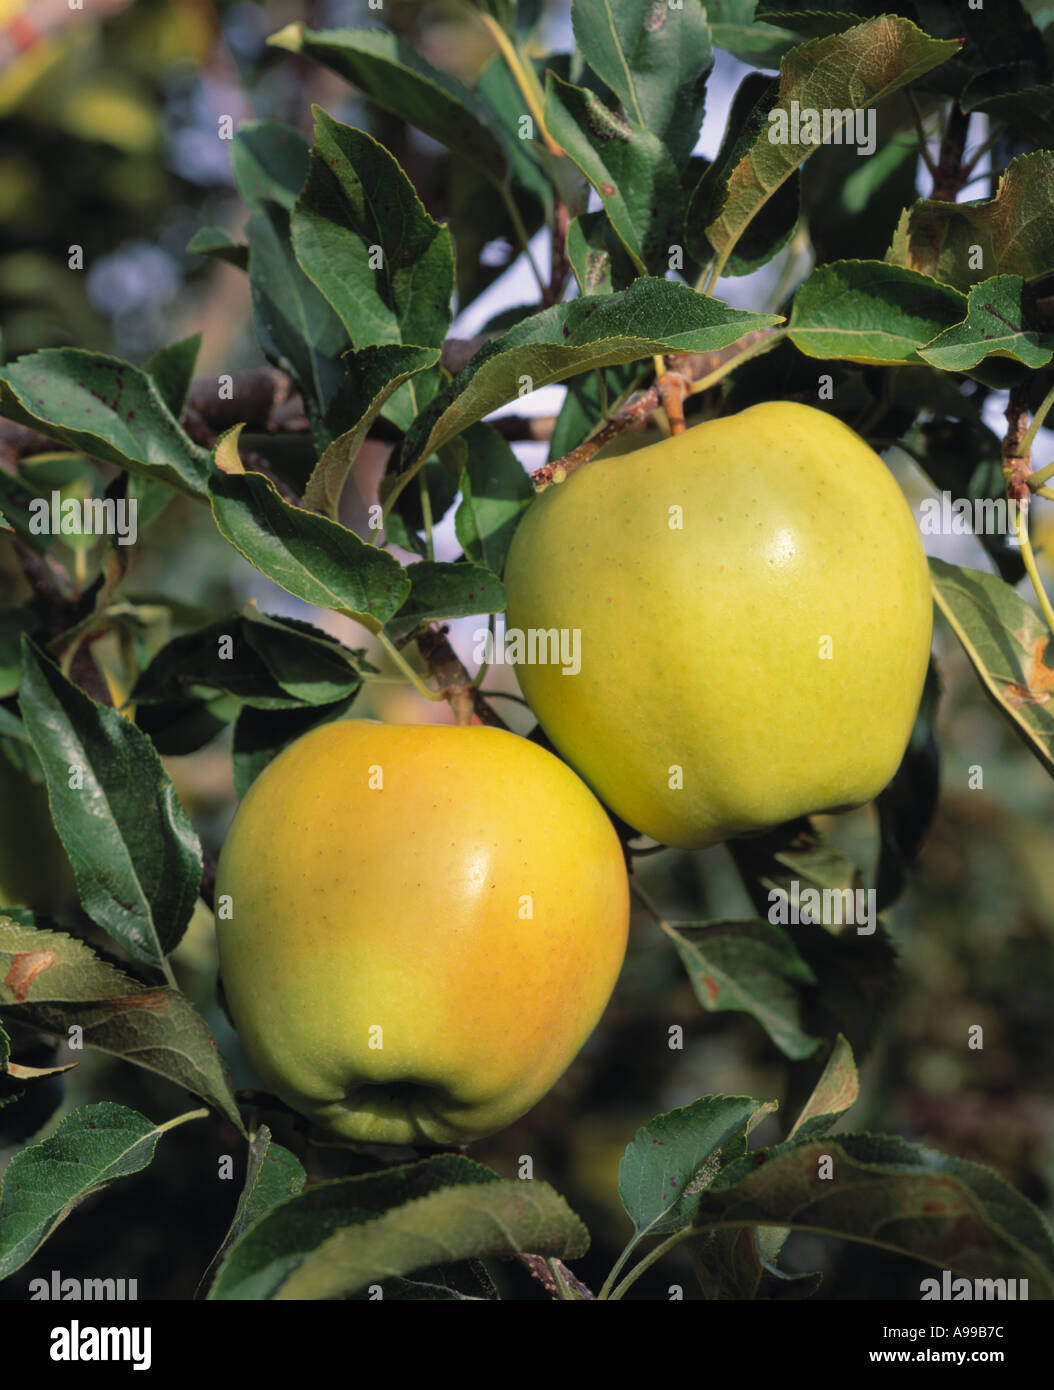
[1,0,1053,1301]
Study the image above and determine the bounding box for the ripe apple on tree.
[504,400,933,849]
[215,720,629,1146]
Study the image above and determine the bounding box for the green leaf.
[687,73,799,277]
[704,16,960,279]
[0,920,244,1130]
[390,277,779,497]
[930,556,1054,777]
[566,211,637,295]
[230,121,310,209]
[453,423,533,576]
[244,202,349,430]
[304,344,441,516]
[0,349,211,498]
[292,108,454,362]
[133,611,363,710]
[888,153,1054,290]
[665,918,820,1059]
[383,561,506,644]
[789,1034,859,1143]
[788,260,966,364]
[619,1095,771,1240]
[209,469,410,632]
[544,73,682,275]
[0,610,32,697]
[200,1126,306,1295]
[474,54,552,208]
[688,1225,824,1299]
[267,25,508,182]
[275,1179,588,1301]
[960,70,1054,146]
[694,1132,1054,1296]
[231,698,356,799]
[571,0,713,166]
[209,1154,568,1300]
[756,0,893,37]
[17,639,202,969]
[706,0,797,64]
[143,333,201,419]
[187,227,249,269]
[918,274,1054,372]
[0,1103,204,1280]
[726,819,897,1061]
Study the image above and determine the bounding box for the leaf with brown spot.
[695,1133,1054,1296]
[102,991,171,1016]
[887,152,1054,291]
[931,557,1054,775]
[6,1058,77,1080]
[0,917,243,1132]
[705,17,959,280]
[4,951,56,1003]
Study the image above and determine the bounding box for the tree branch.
[517,1252,596,1300]
[930,103,971,202]
[529,328,781,490]
[415,626,510,729]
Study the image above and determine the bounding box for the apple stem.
[1014,510,1054,636]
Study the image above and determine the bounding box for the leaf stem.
[547,1258,576,1300]
[1012,381,1054,461]
[1014,506,1054,636]
[906,90,939,179]
[479,13,562,157]
[418,469,435,562]
[607,1230,690,1300]
[375,630,445,702]
[499,183,547,297]
[156,1106,210,1134]
[597,1236,644,1300]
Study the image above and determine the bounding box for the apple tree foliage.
[2,0,1054,1300]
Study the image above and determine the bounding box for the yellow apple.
[504,400,932,849]
[214,720,629,1146]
